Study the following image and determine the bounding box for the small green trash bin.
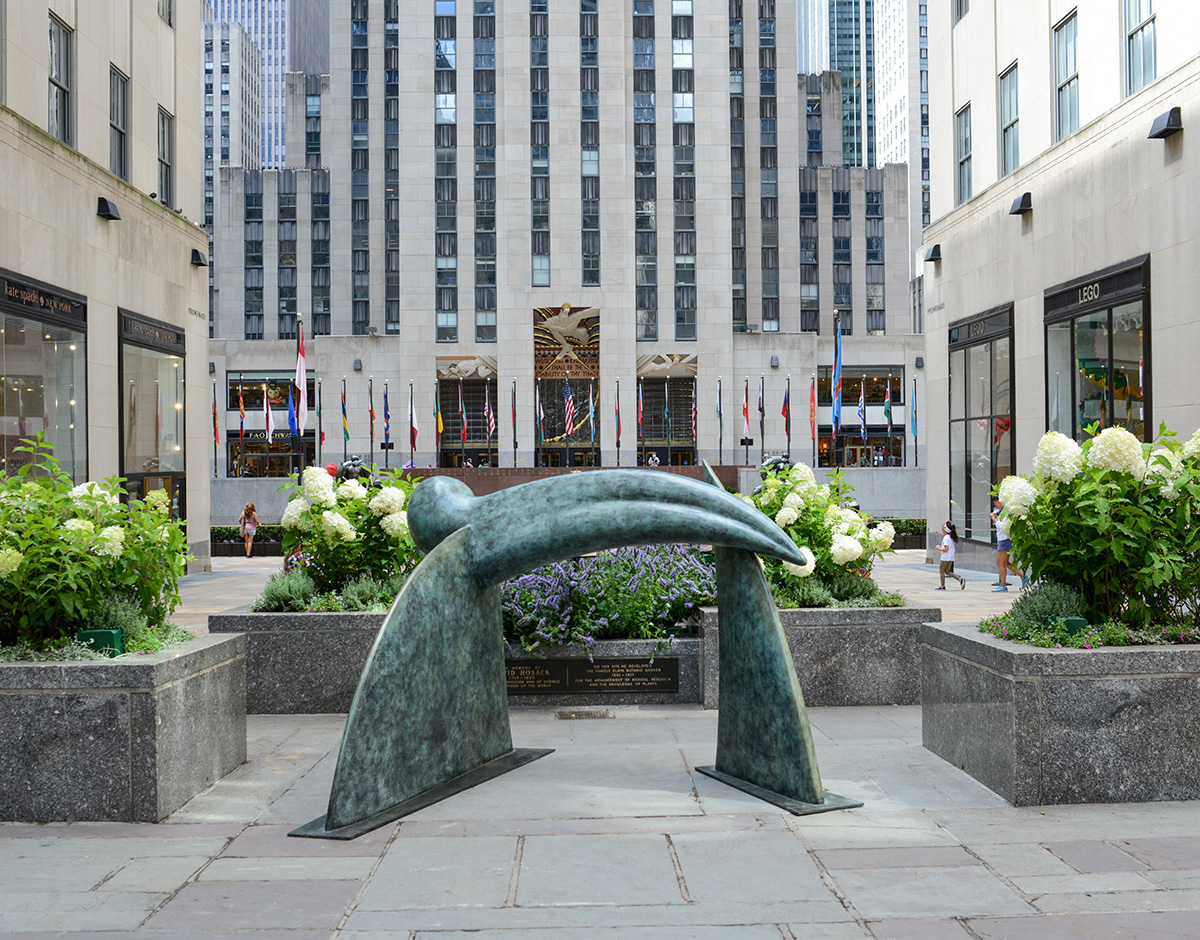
[76,628,125,657]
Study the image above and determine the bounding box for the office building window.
[999,64,1018,176]
[1125,0,1155,95]
[580,0,601,288]
[48,16,72,145]
[953,0,969,24]
[530,1,550,290]
[110,68,129,180]
[157,109,174,207]
[729,0,745,332]
[955,104,971,205]
[1055,12,1078,140]
[635,0,657,339]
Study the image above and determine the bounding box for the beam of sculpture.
[293,465,859,840]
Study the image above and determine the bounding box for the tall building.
[0,1,211,567]
[875,0,929,241]
[203,18,262,338]
[799,0,877,166]
[210,0,330,166]
[210,5,924,524]
[921,0,1199,568]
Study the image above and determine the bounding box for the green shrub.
[824,568,879,602]
[339,576,388,611]
[212,524,284,542]
[776,576,834,608]
[252,570,317,612]
[1007,581,1087,631]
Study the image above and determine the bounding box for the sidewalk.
[5,547,1199,938]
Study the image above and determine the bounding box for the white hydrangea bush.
[278,466,421,593]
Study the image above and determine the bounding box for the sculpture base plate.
[290,748,555,840]
[695,766,863,816]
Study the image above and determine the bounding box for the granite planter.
[922,622,1200,806]
[700,604,939,709]
[0,634,247,823]
[209,608,385,714]
[210,608,703,712]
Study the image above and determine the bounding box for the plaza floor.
[4,552,1199,939]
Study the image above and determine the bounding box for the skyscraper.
[799,0,877,167]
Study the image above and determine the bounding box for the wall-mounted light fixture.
[209,362,216,374]
[353,359,363,371]
[1009,192,1033,215]
[96,197,121,221]
[923,244,941,262]
[769,356,779,368]
[915,356,925,368]
[190,249,208,266]
[1148,106,1183,139]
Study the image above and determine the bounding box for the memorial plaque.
[506,657,679,694]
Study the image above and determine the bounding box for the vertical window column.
[580,0,601,287]
[530,0,550,287]
[758,0,779,332]
[385,2,401,333]
[475,1,497,339]
[1054,12,1078,141]
[110,68,129,180]
[311,170,331,335]
[351,0,371,334]
[955,104,972,204]
[865,172,884,334]
[48,15,72,145]
[277,171,298,339]
[244,170,264,340]
[999,64,1019,176]
[634,1,657,339]
[729,0,746,333]
[433,3,458,342]
[1126,0,1155,95]
[799,165,818,334]
[673,1,696,340]
[158,109,175,207]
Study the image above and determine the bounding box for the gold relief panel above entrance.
[534,303,600,380]
[636,353,698,379]
[436,355,498,381]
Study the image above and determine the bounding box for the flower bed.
[0,634,247,822]
[922,622,1200,806]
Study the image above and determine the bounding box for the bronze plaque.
[506,657,679,694]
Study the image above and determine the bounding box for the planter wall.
[700,604,940,709]
[922,622,1200,806]
[0,634,247,823]
[210,608,703,712]
[211,540,283,557]
[210,609,385,714]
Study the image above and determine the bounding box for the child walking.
[937,520,966,590]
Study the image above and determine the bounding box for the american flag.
[564,378,576,436]
[485,384,496,439]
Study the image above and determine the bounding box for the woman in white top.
[936,520,966,590]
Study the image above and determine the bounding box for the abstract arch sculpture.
[293,464,859,840]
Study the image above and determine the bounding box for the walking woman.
[936,520,966,590]
[238,501,260,558]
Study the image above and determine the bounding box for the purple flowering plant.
[501,544,717,655]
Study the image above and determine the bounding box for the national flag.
[911,378,918,445]
[536,383,545,441]
[615,384,621,447]
[588,382,595,443]
[265,385,276,440]
[691,381,697,441]
[383,387,391,446]
[809,377,816,440]
[858,381,866,442]
[238,383,245,442]
[294,325,308,433]
[485,384,496,439]
[212,388,219,445]
[341,383,349,442]
[637,380,644,440]
[781,383,791,439]
[758,378,764,447]
[883,380,893,433]
[742,381,749,438]
[410,386,418,450]
[717,379,724,441]
[318,387,325,444]
[287,386,298,436]
[564,378,576,436]
[511,382,517,450]
[663,380,670,440]
[369,382,376,443]
[832,313,843,429]
[458,382,467,444]
[435,391,444,436]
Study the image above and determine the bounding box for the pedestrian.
[990,497,1024,592]
[936,520,965,590]
[238,501,260,558]
[647,452,660,467]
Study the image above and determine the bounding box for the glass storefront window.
[948,308,1013,542]
[817,367,904,405]
[123,346,185,475]
[1045,297,1145,442]
[1,314,87,481]
[817,429,904,467]
[228,437,314,477]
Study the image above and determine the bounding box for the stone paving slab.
[969,909,1200,939]
[1046,839,1151,872]
[866,917,976,940]
[142,879,364,931]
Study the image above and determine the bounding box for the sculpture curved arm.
[407,465,803,587]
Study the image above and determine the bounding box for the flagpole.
[785,375,791,460]
[665,375,671,464]
[368,376,375,473]
[759,373,765,463]
[294,314,303,476]
[383,380,390,469]
[912,376,919,468]
[511,379,517,468]
[811,372,817,468]
[459,377,465,467]
[832,309,841,468]
[743,377,749,465]
[886,371,892,467]
[238,372,245,475]
[212,379,218,478]
[717,376,723,465]
[342,376,348,463]
[615,378,621,467]
[409,380,415,469]
[317,378,323,467]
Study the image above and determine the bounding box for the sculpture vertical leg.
[291,528,552,839]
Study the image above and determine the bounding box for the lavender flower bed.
[502,544,717,655]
